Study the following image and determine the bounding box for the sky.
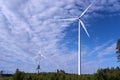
[0,0,120,74]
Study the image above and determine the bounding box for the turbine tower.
[61,2,95,75]
[36,54,42,74]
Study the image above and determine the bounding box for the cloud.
[0,0,79,73]
[82,40,117,74]
[82,60,99,74]
[89,40,113,55]
[98,43,116,57]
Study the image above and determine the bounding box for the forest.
[1,67,120,80]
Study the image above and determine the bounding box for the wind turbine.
[36,51,61,72]
[60,2,95,75]
[36,52,47,73]
[36,54,42,74]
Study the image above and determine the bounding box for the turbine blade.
[59,18,78,21]
[79,20,90,37]
[79,1,95,17]
[41,54,46,59]
[38,53,46,59]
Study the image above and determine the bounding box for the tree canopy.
[116,39,120,61]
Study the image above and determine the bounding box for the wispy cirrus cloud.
[82,40,117,74]
[90,40,113,55]
[0,0,79,73]
[98,43,116,58]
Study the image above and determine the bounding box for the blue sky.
[0,0,120,74]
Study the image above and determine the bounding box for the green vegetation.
[116,39,120,61]
[1,67,120,80]
[0,74,12,80]
[94,67,120,80]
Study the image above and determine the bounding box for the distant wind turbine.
[60,2,95,75]
[36,54,42,74]
[36,51,61,72]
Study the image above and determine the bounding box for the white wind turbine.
[36,50,61,72]
[60,2,95,75]
[36,53,44,73]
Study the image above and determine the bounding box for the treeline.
[1,67,120,80]
[11,69,78,80]
[94,67,120,80]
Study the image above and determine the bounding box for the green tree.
[116,39,120,61]
[12,68,25,80]
[57,69,65,74]
[94,69,106,80]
